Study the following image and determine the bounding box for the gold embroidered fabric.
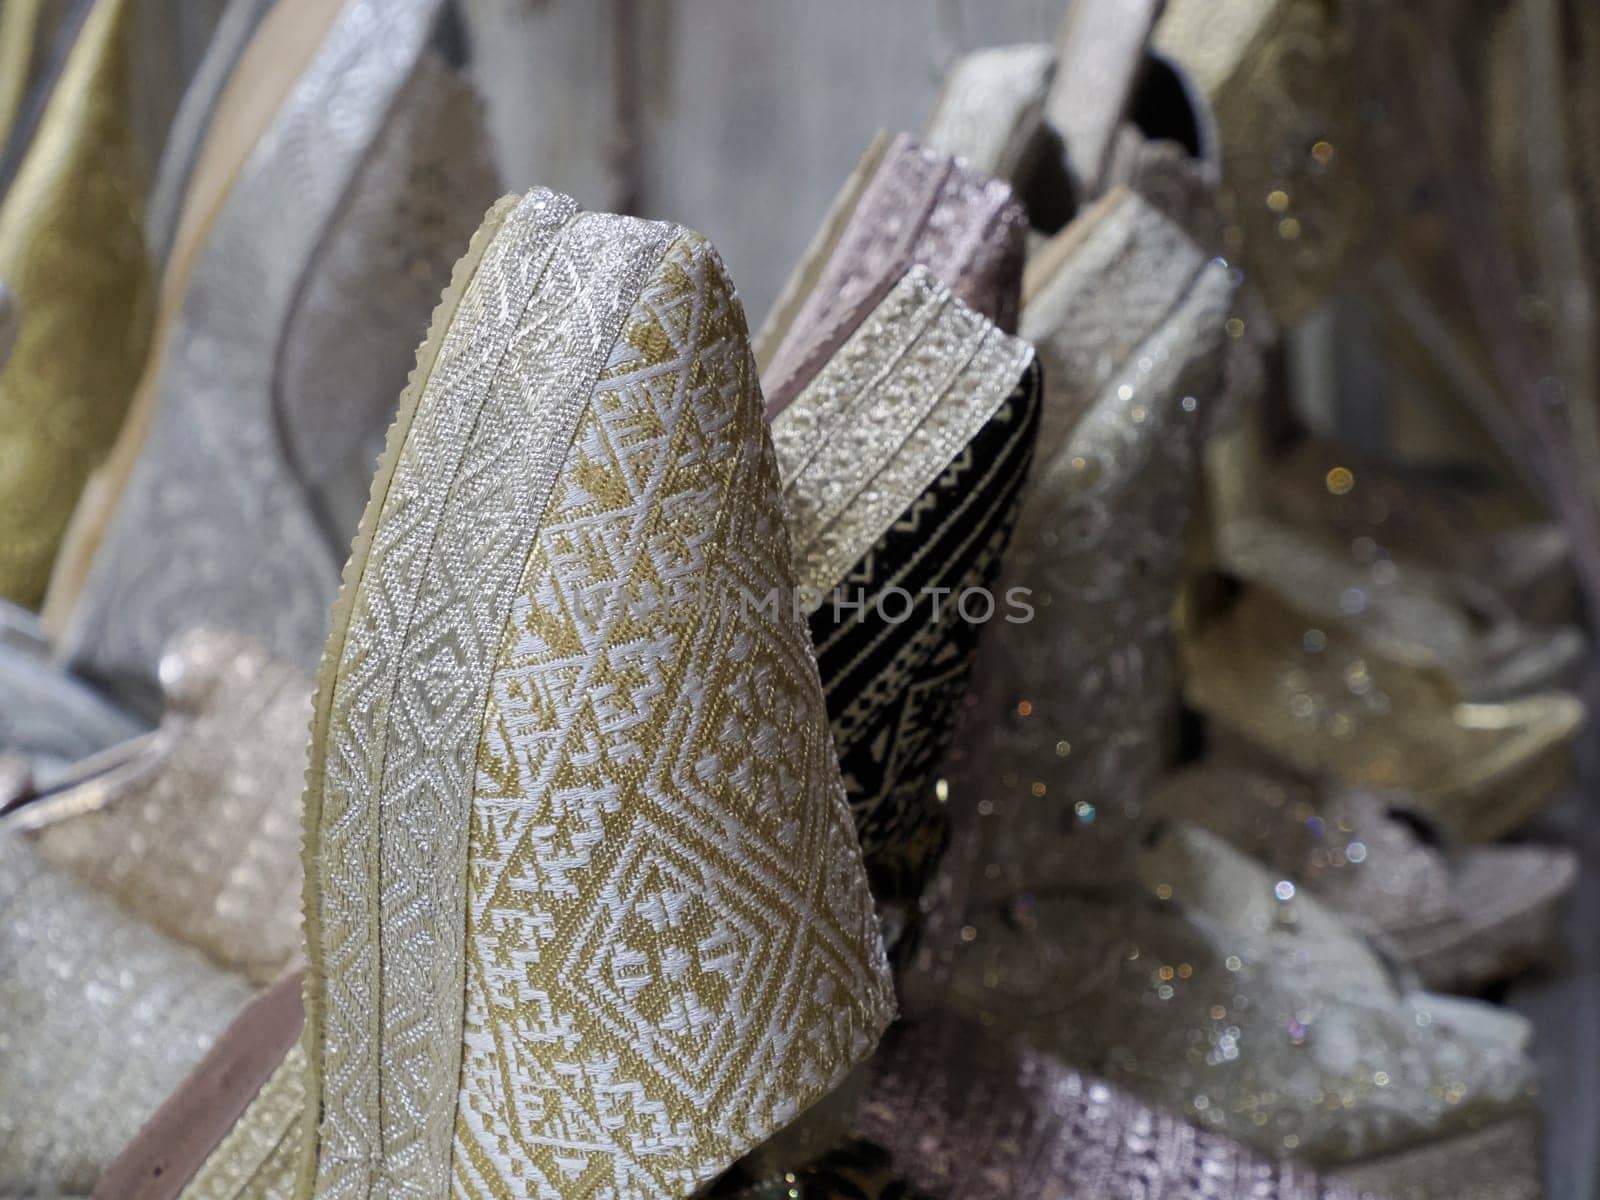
[1152,0,1387,322]
[0,837,255,1196]
[300,191,891,1200]
[0,0,152,605]
[456,230,891,1197]
[24,628,310,983]
[773,266,1034,595]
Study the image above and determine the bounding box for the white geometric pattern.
[454,232,892,1198]
[295,193,889,1200]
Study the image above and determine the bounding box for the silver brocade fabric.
[59,0,498,702]
[760,132,1026,415]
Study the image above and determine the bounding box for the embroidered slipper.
[44,0,498,711]
[128,190,893,1200]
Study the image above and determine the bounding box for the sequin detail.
[775,267,1034,594]
[936,191,1236,899]
[774,270,1039,924]
[930,825,1537,1166]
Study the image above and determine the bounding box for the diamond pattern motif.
[452,232,891,1199]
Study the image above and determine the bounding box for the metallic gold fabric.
[299,191,891,1199]
[1183,584,1584,842]
[0,837,254,1195]
[1152,0,1386,322]
[0,0,76,196]
[24,628,309,983]
[181,1043,307,1200]
[0,0,151,605]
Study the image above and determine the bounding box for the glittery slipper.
[1213,514,1587,702]
[0,837,256,1196]
[921,821,1539,1176]
[1183,582,1584,842]
[921,185,1237,910]
[729,269,1041,1186]
[121,189,894,1200]
[1209,426,1583,636]
[1147,763,1579,992]
[95,970,308,1200]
